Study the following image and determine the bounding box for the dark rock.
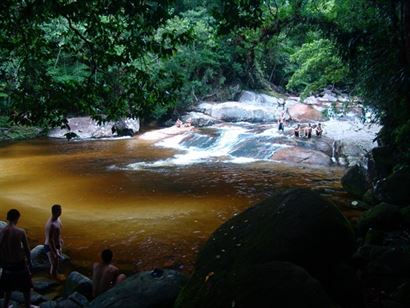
[176,261,334,308]
[176,189,355,307]
[341,165,370,198]
[112,118,140,137]
[40,301,58,308]
[400,207,410,228]
[394,281,410,307]
[0,299,18,308]
[33,278,59,293]
[88,269,187,308]
[66,292,89,307]
[370,146,395,181]
[363,189,378,206]
[11,290,47,305]
[31,245,70,273]
[357,203,402,236]
[374,167,410,206]
[271,147,331,166]
[63,271,92,299]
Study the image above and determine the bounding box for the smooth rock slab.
[63,271,92,299]
[89,269,187,308]
[31,245,70,273]
[271,146,331,166]
[11,290,47,305]
[33,278,59,293]
[176,261,333,308]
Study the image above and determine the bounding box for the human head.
[7,209,20,224]
[308,123,311,127]
[101,249,113,264]
[51,204,62,218]
[318,123,321,127]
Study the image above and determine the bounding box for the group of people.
[293,123,323,139]
[0,206,125,308]
[175,118,192,128]
[277,112,323,139]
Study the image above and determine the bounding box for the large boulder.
[181,112,219,127]
[357,203,402,236]
[271,147,331,166]
[0,220,6,230]
[374,167,410,206]
[48,117,139,139]
[341,165,371,198]
[195,102,279,123]
[288,103,323,122]
[63,271,92,299]
[176,189,355,307]
[31,245,70,273]
[176,261,334,308]
[111,118,140,137]
[88,269,187,308]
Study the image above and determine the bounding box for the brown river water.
[0,135,358,273]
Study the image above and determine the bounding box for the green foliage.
[287,38,348,98]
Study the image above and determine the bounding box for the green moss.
[0,116,43,141]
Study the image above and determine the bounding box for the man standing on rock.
[278,112,286,133]
[44,204,63,279]
[0,209,35,308]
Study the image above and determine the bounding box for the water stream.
[0,124,357,272]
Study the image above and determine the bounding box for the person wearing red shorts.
[0,209,34,308]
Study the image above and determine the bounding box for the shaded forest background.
[0,0,409,162]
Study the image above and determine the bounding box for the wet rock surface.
[89,269,187,308]
[176,188,356,307]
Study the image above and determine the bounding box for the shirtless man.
[294,124,301,138]
[0,209,35,308]
[44,204,63,278]
[92,249,126,297]
[278,112,285,133]
[316,123,323,137]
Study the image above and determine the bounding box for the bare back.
[0,225,28,264]
[92,263,119,297]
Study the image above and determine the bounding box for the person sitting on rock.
[92,249,127,297]
[278,112,285,133]
[0,209,36,308]
[294,124,301,138]
[315,123,323,137]
[184,118,192,128]
[175,119,183,128]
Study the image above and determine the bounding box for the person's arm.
[21,231,32,271]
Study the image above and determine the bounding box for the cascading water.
[124,124,291,170]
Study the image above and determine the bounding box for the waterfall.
[126,124,291,170]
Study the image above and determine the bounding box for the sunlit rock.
[271,146,331,166]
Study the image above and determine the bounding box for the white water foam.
[120,124,291,171]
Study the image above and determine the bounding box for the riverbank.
[0,116,44,142]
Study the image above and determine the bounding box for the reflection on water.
[0,135,354,272]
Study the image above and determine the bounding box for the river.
[0,125,357,273]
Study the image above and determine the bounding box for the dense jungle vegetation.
[0,0,409,161]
